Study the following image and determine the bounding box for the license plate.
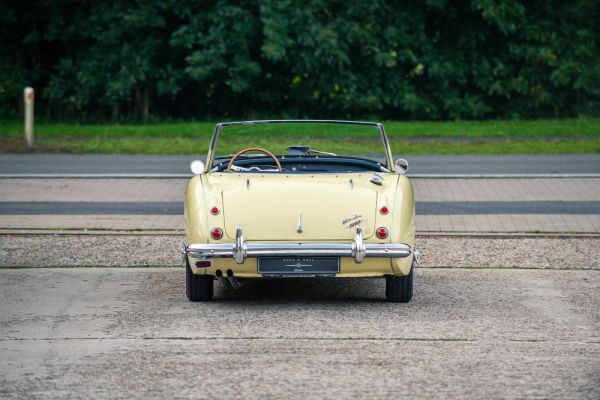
[258,257,339,276]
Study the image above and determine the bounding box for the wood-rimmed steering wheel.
[226,147,283,171]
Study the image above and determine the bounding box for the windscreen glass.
[212,122,387,165]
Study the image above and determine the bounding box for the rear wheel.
[186,258,214,301]
[385,264,414,303]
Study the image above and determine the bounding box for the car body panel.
[221,174,379,240]
[184,172,415,277]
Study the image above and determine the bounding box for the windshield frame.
[204,120,393,172]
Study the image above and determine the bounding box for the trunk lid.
[222,177,377,240]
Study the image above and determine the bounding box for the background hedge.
[1,0,598,120]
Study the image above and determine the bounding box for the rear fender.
[185,175,222,244]
[390,176,416,275]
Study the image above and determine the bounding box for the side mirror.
[394,158,408,174]
[190,160,205,174]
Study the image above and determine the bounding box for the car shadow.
[212,277,389,304]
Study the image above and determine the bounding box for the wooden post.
[24,87,35,150]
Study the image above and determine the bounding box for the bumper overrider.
[183,225,412,264]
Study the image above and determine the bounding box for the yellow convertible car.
[183,120,417,302]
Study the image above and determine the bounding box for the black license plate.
[258,257,340,276]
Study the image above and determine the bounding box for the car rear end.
[184,172,415,280]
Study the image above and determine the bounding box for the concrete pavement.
[1,267,598,399]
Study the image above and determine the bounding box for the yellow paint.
[185,171,415,277]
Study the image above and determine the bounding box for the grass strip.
[1,136,598,155]
[2,118,598,155]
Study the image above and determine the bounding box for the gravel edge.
[1,234,598,270]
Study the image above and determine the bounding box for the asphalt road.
[1,154,600,175]
[1,267,598,399]
[1,201,599,215]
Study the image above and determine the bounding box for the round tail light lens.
[380,206,389,215]
[376,227,388,239]
[210,206,220,215]
[210,228,223,240]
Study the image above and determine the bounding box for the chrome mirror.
[190,160,205,174]
[394,158,408,174]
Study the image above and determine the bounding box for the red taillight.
[380,206,389,215]
[210,228,223,240]
[210,207,219,215]
[376,227,388,239]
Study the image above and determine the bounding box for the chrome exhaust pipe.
[226,269,241,289]
[215,270,229,289]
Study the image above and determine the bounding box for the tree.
[0,0,598,120]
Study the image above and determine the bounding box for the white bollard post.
[24,87,34,150]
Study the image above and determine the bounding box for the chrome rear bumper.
[183,225,411,264]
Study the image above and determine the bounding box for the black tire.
[385,265,414,303]
[185,258,214,301]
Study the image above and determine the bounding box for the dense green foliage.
[1,0,598,120]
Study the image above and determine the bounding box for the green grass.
[2,118,600,138]
[1,118,599,155]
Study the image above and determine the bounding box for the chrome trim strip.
[185,226,411,264]
[377,123,394,170]
[205,123,222,172]
[218,120,380,127]
[296,212,303,233]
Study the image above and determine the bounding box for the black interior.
[212,155,387,173]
